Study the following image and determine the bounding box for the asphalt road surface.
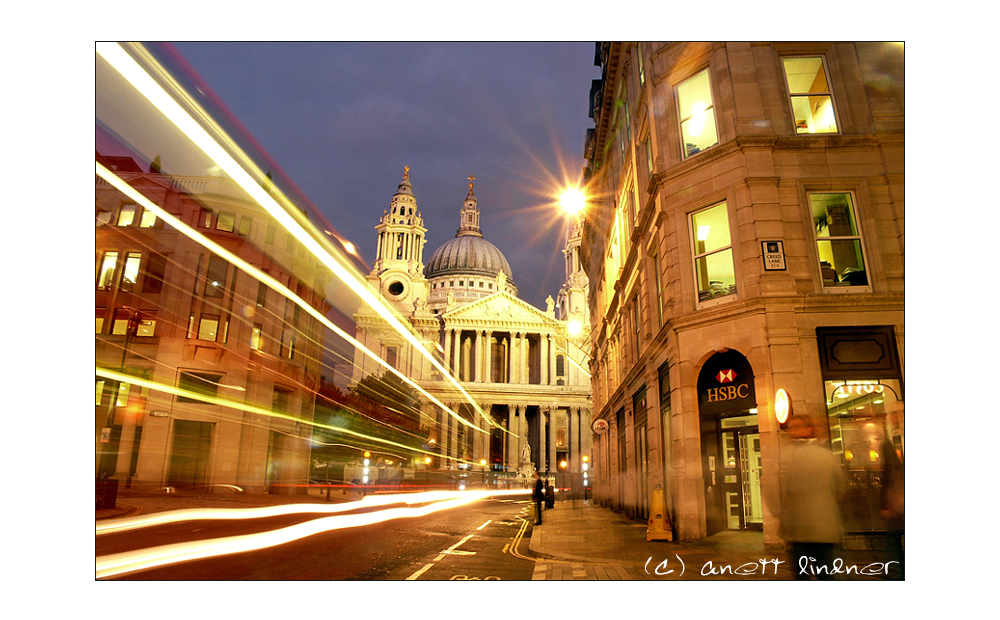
[99,495,538,580]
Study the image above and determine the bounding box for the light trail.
[97,489,505,535]
[96,489,530,578]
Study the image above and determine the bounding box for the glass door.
[739,431,763,529]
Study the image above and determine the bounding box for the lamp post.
[480,458,487,488]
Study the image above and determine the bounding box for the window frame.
[781,55,840,135]
[689,201,737,307]
[809,191,872,292]
[675,67,719,159]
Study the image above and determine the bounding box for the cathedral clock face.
[387,280,405,297]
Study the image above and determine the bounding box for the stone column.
[518,332,531,383]
[507,405,515,470]
[541,334,549,385]
[548,406,557,473]
[484,330,492,383]
[443,328,453,374]
[569,407,583,471]
[539,407,548,473]
[474,330,482,383]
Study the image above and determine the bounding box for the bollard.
[647,483,673,541]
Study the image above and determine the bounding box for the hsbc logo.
[716,369,737,384]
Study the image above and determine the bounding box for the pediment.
[444,292,557,327]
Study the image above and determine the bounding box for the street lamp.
[480,458,487,487]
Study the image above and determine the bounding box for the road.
[98,495,538,580]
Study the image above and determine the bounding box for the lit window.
[198,315,219,341]
[677,69,718,158]
[783,57,838,134]
[96,380,105,406]
[198,210,212,228]
[96,308,105,334]
[98,251,118,290]
[217,212,236,232]
[117,204,136,226]
[691,202,735,303]
[251,324,263,350]
[120,252,141,292]
[238,216,252,236]
[136,314,156,337]
[139,208,157,228]
[112,309,132,335]
[116,382,131,407]
[811,193,869,287]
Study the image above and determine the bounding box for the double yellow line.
[505,517,533,562]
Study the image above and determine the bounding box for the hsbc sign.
[697,351,757,415]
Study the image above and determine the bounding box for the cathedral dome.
[424,235,515,284]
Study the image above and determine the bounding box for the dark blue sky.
[171,42,601,309]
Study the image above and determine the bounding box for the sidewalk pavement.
[97,489,900,581]
[528,497,901,581]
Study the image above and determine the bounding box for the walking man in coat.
[532,471,544,525]
[779,415,846,580]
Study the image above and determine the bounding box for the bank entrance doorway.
[719,416,762,530]
[697,349,761,536]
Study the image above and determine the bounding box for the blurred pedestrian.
[779,415,846,580]
[545,477,555,508]
[880,439,904,580]
[532,471,544,525]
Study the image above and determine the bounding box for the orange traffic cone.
[647,483,673,541]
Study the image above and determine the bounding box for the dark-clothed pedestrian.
[880,439,904,580]
[532,471,544,525]
[779,415,846,580]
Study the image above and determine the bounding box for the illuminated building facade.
[352,170,593,483]
[580,42,904,543]
[96,152,331,494]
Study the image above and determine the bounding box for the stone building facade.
[580,42,904,543]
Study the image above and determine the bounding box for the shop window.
[691,202,736,304]
[824,378,904,532]
[97,251,118,290]
[811,192,869,287]
[782,56,839,134]
[677,68,718,158]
